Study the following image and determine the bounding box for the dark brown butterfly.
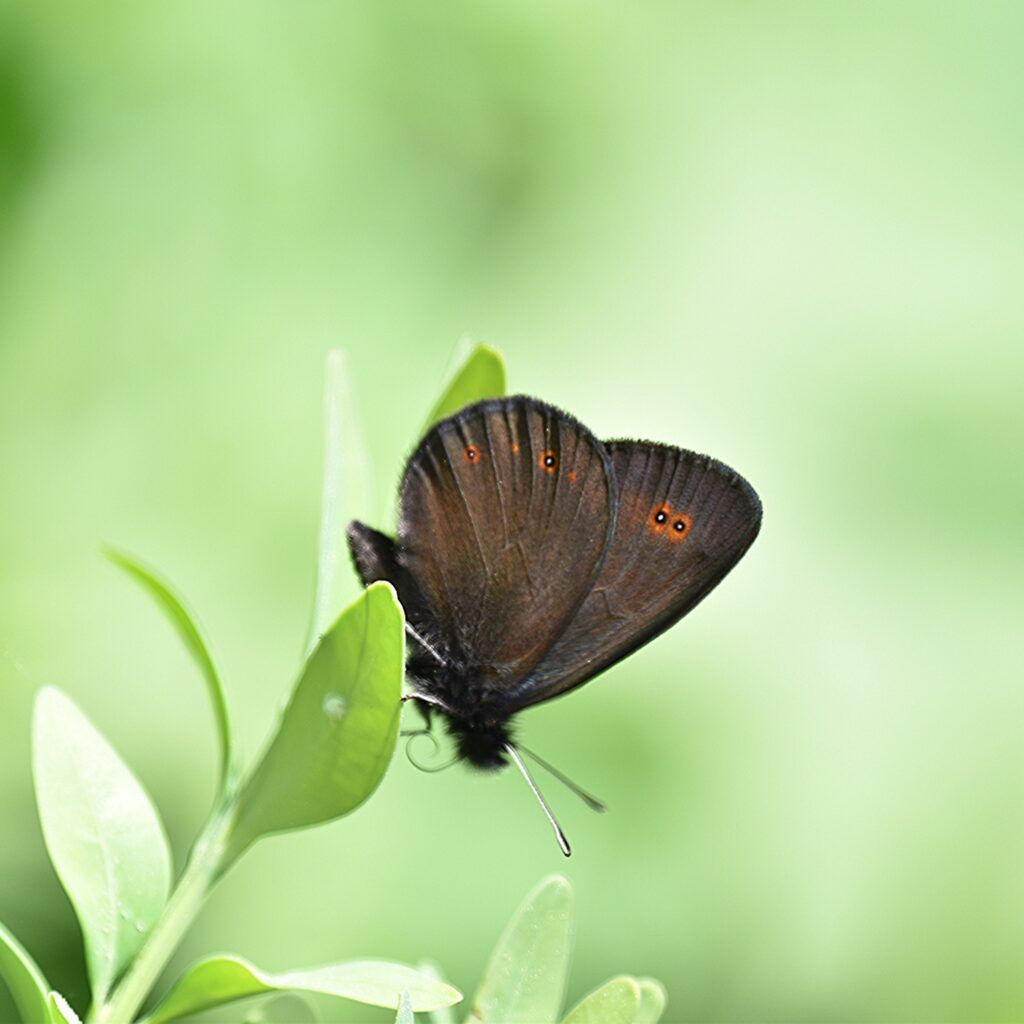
[348,395,761,854]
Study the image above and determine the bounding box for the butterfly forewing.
[511,441,762,707]
[398,396,615,685]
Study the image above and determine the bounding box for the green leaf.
[104,547,233,789]
[396,990,414,1024]
[423,341,506,431]
[561,977,640,1024]
[0,920,50,1024]
[32,687,172,1005]
[227,581,404,857]
[144,955,462,1023]
[418,962,453,1024]
[243,994,316,1023]
[305,348,373,656]
[48,991,82,1024]
[634,978,667,1024]
[467,874,574,1024]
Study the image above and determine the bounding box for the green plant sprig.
[0,341,665,1024]
[0,342,502,1024]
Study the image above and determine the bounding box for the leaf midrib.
[52,710,119,998]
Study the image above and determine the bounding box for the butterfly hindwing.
[398,396,616,686]
[507,440,762,708]
[346,520,430,626]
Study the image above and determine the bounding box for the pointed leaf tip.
[103,547,233,790]
[635,978,667,1024]
[469,874,574,1024]
[417,961,454,1024]
[305,348,373,654]
[423,341,506,431]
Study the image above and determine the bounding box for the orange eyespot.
[568,470,578,482]
[464,445,479,462]
[539,450,558,473]
[650,505,671,529]
[512,443,521,454]
[669,514,693,542]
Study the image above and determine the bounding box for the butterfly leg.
[402,690,458,716]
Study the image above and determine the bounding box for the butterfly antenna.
[505,743,571,857]
[518,744,607,814]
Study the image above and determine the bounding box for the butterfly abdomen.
[408,657,517,769]
[444,712,512,770]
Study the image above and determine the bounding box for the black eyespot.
[544,454,556,467]
[465,446,478,462]
[655,510,667,524]
[539,450,558,472]
[673,519,686,532]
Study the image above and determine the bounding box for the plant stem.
[92,808,235,1024]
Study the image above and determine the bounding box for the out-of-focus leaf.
[144,954,462,1023]
[48,991,82,1024]
[104,547,233,789]
[305,348,373,656]
[243,993,317,1023]
[634,978,667,1024]
[226,582,404,857]
[32,688,171,1005]
[396,990,414,1024]
[0,921,50,1024]
[423,341,506,431]
[561,977,640,1024]
[467,874,573,1024]
[418,962,453,1024]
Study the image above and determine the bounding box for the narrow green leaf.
[0,921,50,1024]
[396,990,414,1024]
[32,687,172,1005]
[48,991,82,1024]
[104,547,233,789]
[418,962,453,1024]
[634,978,667,1024]
[145,955,462,1023]
[561,977,640,1024]
[227,582,404,857]
[305,348,373,656]
[423,341,506,431]
[468,874,574,1024]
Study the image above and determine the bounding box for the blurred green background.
[2,2,1022,1021]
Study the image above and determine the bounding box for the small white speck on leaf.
[322,693,347,722]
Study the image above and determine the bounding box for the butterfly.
[348,395,761,854]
